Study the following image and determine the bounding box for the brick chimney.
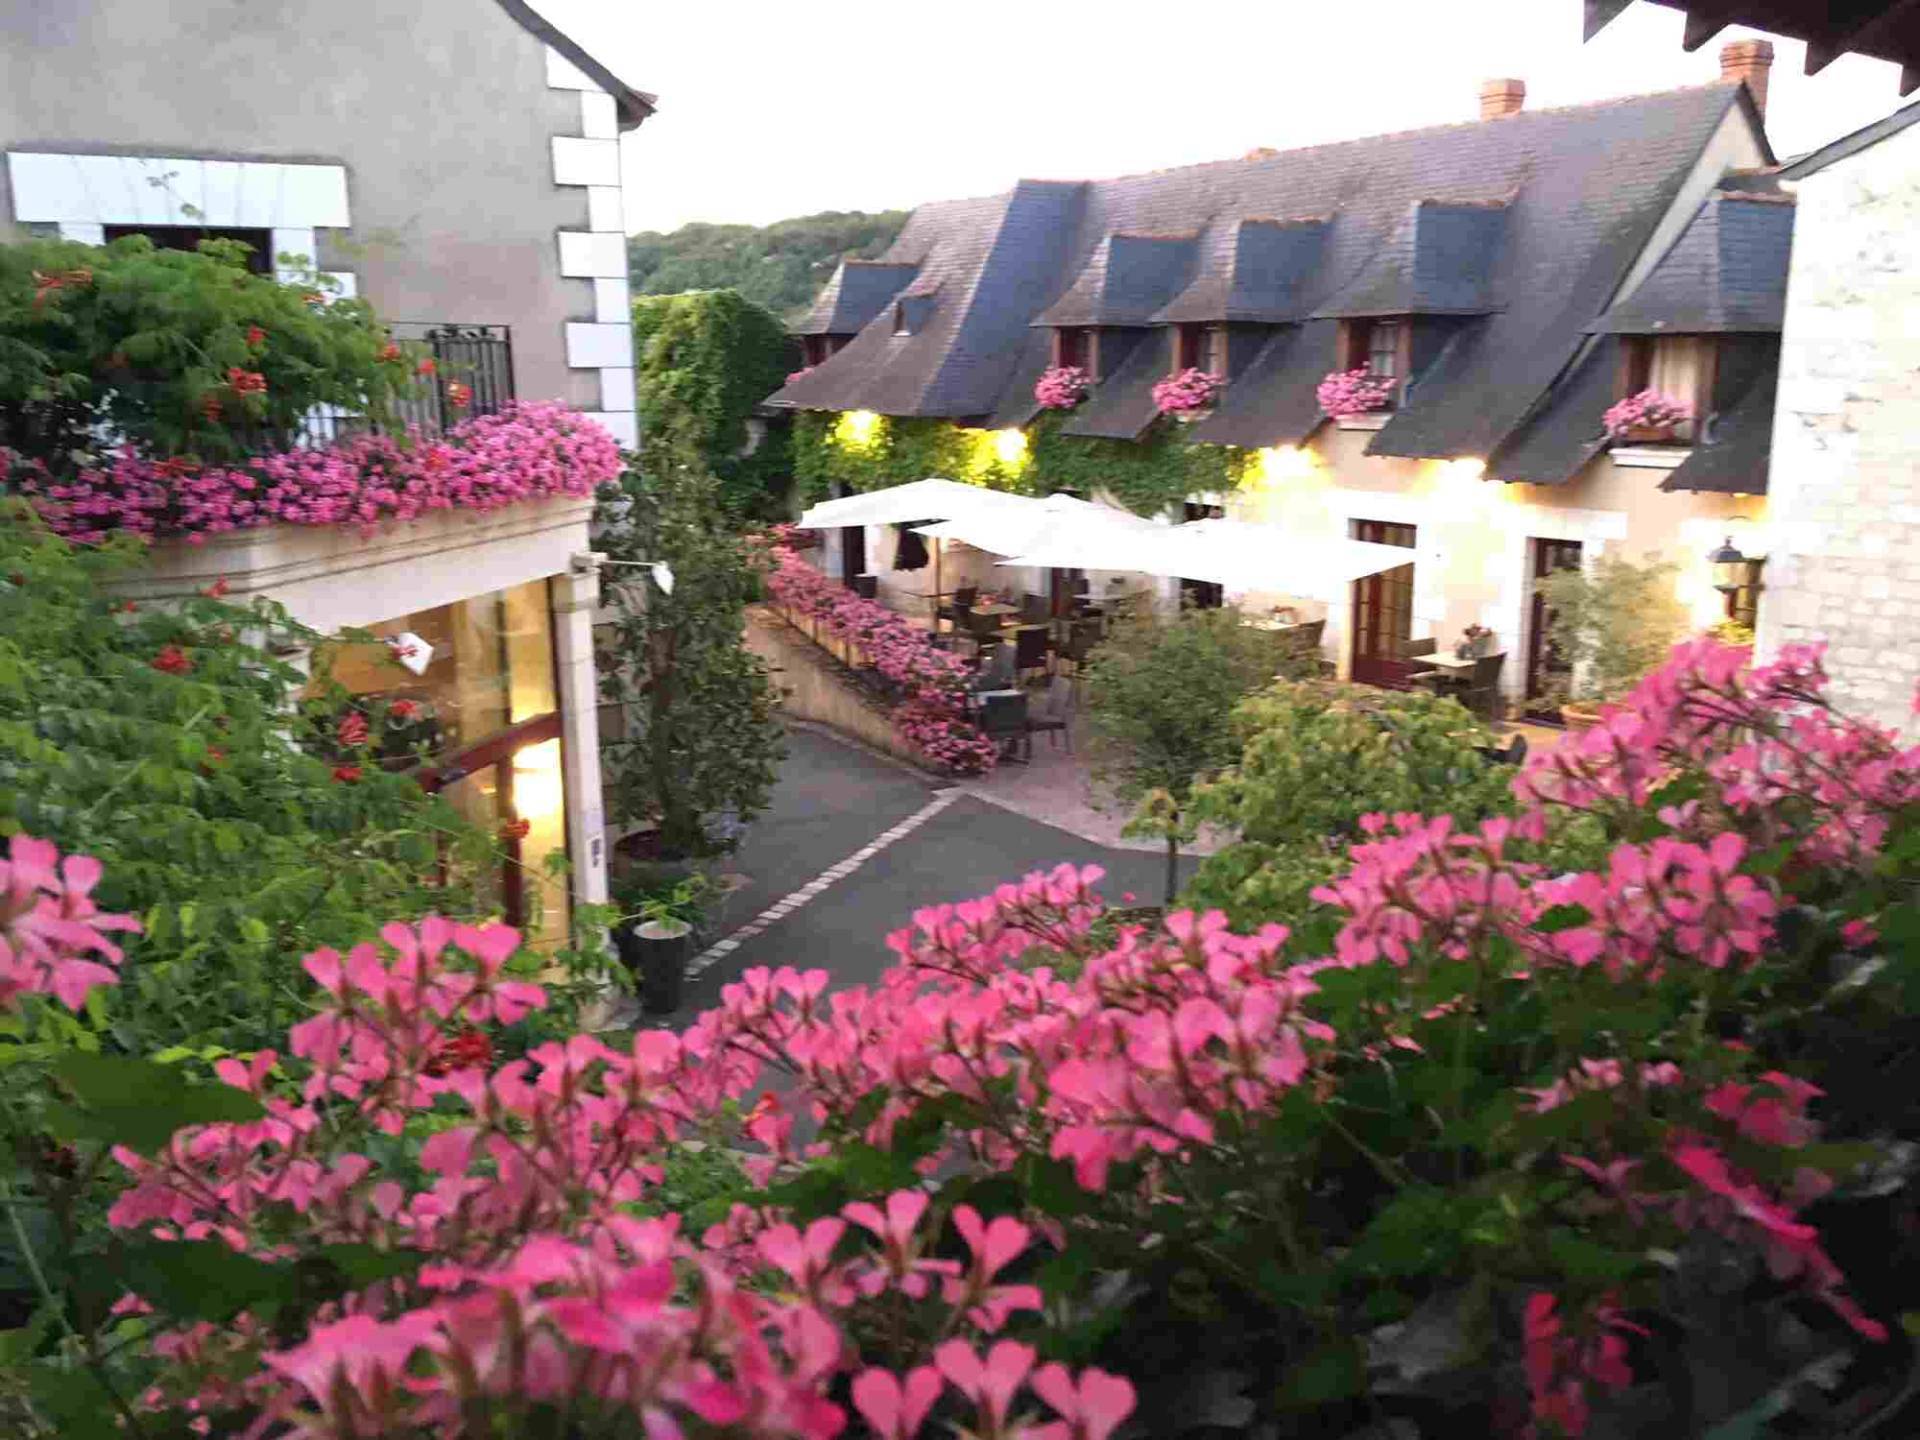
[1721,38,1775,119]
[1479,78,1526,120]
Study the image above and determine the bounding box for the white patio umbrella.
[794,478,1035,623]
[793,477,1032,530]
[913,492,1155,557]
[1165,519,1413,597]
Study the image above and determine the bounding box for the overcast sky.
[537,0,1914,235]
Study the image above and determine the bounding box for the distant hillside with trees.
[627,210,909,321]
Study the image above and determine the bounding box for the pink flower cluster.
[763,544,998,775]
[1601,387,1692,439]
[1032,366,1091,411]
[12,401,624,544]
[0,834,137,1013]
[787,365,817,386]
[99,907,1130,1438]
[1314,367,1396,418]
[1150,367,1223,415]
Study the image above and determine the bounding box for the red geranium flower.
[379,342,402,363]
[445,381,472,409]
[246,326,266,347]
[389,698,420,722]
[227,367,267,396]
[151,645,192,675]
[200,394,223,421]
[199,577,230,598]
[416,357,437,377]
[338,712,369,747]
[499,818,532,843]
[425,1027,494,1076]
[331,764,362,784]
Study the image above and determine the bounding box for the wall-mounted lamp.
[1708,533,1764,627]
[574,551,675,595]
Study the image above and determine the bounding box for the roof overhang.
[1584,0,1920,96]
[495,0,657,125]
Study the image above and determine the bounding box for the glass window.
[1367,320,1402,380]
[319,579,556,758]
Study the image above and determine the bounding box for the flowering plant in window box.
[1602,388,1693,444]
[1033,365,1091,410]
[1316,367,1396,418]
[785,365,816,386]
[1151,367,1223,419]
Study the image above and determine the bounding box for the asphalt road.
[678,725,1165,1012]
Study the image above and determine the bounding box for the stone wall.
[1758,119,1920,731]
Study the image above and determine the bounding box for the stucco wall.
[1225,426,1756,697]
[0,0,630,430]
[1756,120,1920,732]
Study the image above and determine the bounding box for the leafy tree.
[627,210,909,320]
[630,290,796,518]
[596,457,784,860]
[1186,681,1520,929]
[0,508,488,1055]
[0,235,409,469]
[1081,608,1293,906]
[1538,550,1689,705]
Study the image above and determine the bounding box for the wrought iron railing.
[299,322,514,447]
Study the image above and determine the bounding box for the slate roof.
[1313,200,1509,317]
[1155,218,1332,324]
[1588,190,1794,334]
[793,261,921,336]
[767,82,1766,479]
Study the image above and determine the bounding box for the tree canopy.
[627,210,909,321]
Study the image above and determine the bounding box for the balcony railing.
[300,322,514,447]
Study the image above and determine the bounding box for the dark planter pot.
[852,574,878,599]
[614,918,692,1014]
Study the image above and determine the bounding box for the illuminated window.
[1623,336,1713,441]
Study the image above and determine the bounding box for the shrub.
[1538,551,1689,705]
[1186,680,1519,928]
[0,234,408,468]
[0,511,496,1057]
[597,459,785,859]
[1081,608,1299,904]
[6,640,1920,1440]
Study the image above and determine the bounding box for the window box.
[1336,413,1390,432]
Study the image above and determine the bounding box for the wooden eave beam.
[1679,4,1743,50]
[1583,0,1637,40]
[1805,0,1920,75]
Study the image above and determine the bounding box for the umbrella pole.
[933,537,942,631]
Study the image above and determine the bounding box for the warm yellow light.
[837,410,882,448]
[511,739,565,822]
[1450,457,1486,480]
[1256,445,1316,485]
[991,428,1029,468]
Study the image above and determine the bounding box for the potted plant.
[1537,552,1688,729]
[1315,367,1396,419]
[612,872,710,1014]
[1453,623,1494,659]
[1033,365,1091,410]
[1150,368,1224,421]
[1601,388,1694,445]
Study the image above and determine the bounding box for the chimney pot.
[1720,38,1775,119]
[1479,78,1526,120]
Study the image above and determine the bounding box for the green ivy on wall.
[791,409,1250,517]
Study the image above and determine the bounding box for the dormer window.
[1620,336,1714,443]
[800,335,851,367]
[1174,323,1223,375]
[892,303,910,336]
[1341,318,1410,405]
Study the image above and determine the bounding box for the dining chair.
[1026,675,1075,751]
[979,690,1030,763]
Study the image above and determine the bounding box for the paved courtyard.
[674,724,1167,1013]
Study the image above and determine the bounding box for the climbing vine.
[631,290,797,518]
[791,409,1250,517]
